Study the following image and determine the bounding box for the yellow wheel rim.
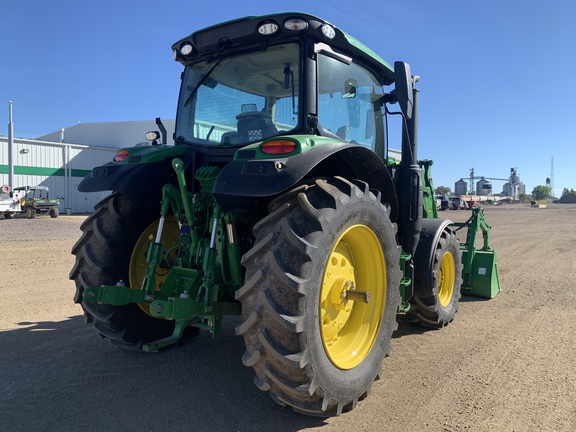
[129,216,180,316]
[438,251,455,307]
[320,224,386,370]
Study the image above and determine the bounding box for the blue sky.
[2,0,575,196]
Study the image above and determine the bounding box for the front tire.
[70,192,175,350]
[410,223,463,328]
[236,177,400,416]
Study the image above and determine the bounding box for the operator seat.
[236,111,277,142]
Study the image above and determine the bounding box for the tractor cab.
[172,14,395,161]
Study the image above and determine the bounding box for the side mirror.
[394,61,414,120]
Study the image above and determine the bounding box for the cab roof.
[172,12,395,85]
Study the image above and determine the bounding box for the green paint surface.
[0,165,91,177]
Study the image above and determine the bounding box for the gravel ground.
[1,204,575,432]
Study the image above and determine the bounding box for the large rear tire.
[236,177,400,416]
[70,192,175,350]
[410,224,463,328]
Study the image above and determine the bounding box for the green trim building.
[1,119,178,214]
[0,136,115,213]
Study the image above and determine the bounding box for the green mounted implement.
[70,13,500,416]
[452,206,501,298]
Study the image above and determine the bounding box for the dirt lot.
[1,204,575,432]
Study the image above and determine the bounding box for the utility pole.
[8,101,14,188]
[551,157,555,198]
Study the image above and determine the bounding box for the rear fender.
[213,144,398,219]
[79,159,181,209]
[78,145,193,208]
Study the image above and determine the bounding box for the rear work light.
[114,149,129,162]
[260,140,297,155]
[321,24,336,39]
[258,21,279,35]
[180,42,193,56]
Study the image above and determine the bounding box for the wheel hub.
[321,252,356,342]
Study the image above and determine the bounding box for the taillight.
[114,149,130,162]
[260,140,297,155]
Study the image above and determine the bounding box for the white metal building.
[1,120,176,215]
[38,120,176,148]
[1,136,115,213]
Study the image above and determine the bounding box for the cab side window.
[317,53,384,150]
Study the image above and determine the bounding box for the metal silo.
[455,179,467,195]
[476,178,492,195]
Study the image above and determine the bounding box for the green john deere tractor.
[70,13,500,416]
